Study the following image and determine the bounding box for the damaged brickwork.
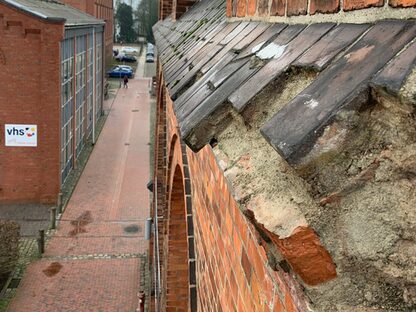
[153,0,416,310]
[214,68,416,310]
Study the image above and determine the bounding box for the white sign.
[5,124,37,147]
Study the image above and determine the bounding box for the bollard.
[138,291,145,312]
[145,218,152,240]
[37,230,45,254]
[50,207,57,230]
[57,192,63,214]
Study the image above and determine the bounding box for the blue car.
[107,66,133,78]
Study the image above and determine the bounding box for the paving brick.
[8,80,151,311]
[8,258,140,312]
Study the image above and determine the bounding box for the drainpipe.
[92,27,96,145]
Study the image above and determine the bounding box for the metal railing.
[153,174,162,311]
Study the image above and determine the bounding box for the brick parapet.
[156,83,311,311]
[60,0,113,68]
[227,0,416,20]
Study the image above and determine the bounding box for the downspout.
[92,27,96,145]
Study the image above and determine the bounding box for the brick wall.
[227,0,416,17]
[0,4,63,204]
[60,0,113,67]
[161,0,198,19]
[155,87,311,311]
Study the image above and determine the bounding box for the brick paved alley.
[7,79,151,312]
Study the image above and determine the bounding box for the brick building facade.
[59,0,114,66]
[152,0,416,310]
[0,0,105,204]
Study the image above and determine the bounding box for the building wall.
[156,83,310,311]
[0,5,64,204]
[227,0,416,19]
[59,30,104,185]
[160,0,198,19]
[154,1,416,311]
[60,0,113,66]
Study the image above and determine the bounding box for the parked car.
[147,43,154,53]
[145,54,154,63]
[121,46,139,54]
[116,54,137,63]
[107,66,133,78]
[118,65,134,71]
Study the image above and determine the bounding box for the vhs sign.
[5,124,37,147]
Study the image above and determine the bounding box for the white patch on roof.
[256,43,287,60]
[305,99,319,109]
[251,42,265,54]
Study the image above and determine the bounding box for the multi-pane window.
[61,38,74,184]
[87,34,94,136]
[60,30,104,185]
[75,36,87,156]
[96,33,103,120]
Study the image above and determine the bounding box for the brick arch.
[166,164,190,310]
[166,134,178,189]
[163,137,197,311]
[174,0,198,19]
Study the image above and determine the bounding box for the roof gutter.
[64,21,106,28]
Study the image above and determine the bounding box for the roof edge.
[0,0,66,23]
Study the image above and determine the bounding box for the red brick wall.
[0,5,64,204]
[161,0,198,19]
[161,90,311,311]
[60,0,113,67]
[227,0,416,17]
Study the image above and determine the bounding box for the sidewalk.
[7,79,151,312]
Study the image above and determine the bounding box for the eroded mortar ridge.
[154,0,416,309]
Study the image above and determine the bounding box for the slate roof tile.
[261,20,416,163]
[153,0,416,159]
[293,23,370,71]
[371,39,416,95]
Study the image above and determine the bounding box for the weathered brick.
[270,0,286,16]
[162,91,312,311]
[236,0,247,16]
[343,0,384,10]
[389,0,416,6]
[257,0,270,15]
[287,0,308,15]
[310,0,340,13]
[248,0,257,15]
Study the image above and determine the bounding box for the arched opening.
[174,0,197,19]
[166,164,189,310]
